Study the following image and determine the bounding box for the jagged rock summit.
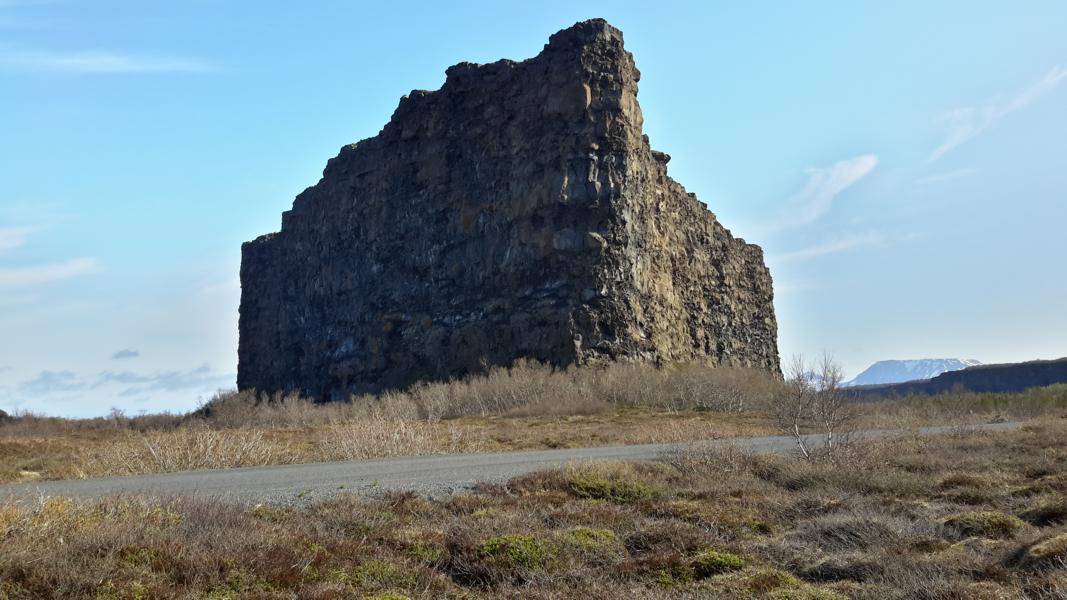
[239,19,780,400]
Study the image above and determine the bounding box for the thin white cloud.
[0,256,97,287]
[778,155,879,229]
[774,232,884,264]
[20,365,235,400]
[0,50,213,74]
[930,66,1067,162]
[111,349,140,360]
[0,226,37,251]
[97,365,235,396]
[914,168,980,186]
[20,370,85,396]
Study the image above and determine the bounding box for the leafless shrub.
[86,426,294,475]
[664,440,753,477]
[318,416,471,460]
[774,353,856,462]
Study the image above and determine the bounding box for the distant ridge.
[844,358,981,387]
[847,357,1067,397]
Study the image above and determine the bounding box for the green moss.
[116,547,158,570]
[767,589,849,600]
[709,568,802,595]
[394,527,447,564]
[1016,533,1067,570]
[668,499,702,517]
[565,527,617,549]
[407,540,447,563]
[304,541,330,559]
[943,511,1025,539]
[746,518,773,535]
[223,568,275,594]
[479,534,558,570]
[346,561,417,590]
[655,566,695,587]
[691,547,745,577]
[569,474,659,503]
[93,582,148,600]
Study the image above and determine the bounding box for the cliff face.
[239,19,780,400]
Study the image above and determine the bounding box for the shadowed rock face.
[239,19,780,400]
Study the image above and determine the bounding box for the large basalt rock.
[239,19,780,400]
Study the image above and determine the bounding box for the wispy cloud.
[773,232,884,264]
[777,155,879,229]
[20,365,234,398]
[0,226,37,252]
[21,370,84,396]
[111,349,140,360]
[914,168,980,186]
[930,66,1067,162]
[0,256,97,287]
[98,365,234,396]
[0,50,213,74]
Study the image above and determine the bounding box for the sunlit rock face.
[238,19,780,400]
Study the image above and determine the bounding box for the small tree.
[775,353,855,462]
[811,352,854,460]
[776,354,816,459]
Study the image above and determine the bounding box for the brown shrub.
[1,421,1067,598]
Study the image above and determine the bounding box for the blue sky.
[1,1,1065,417]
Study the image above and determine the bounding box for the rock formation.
[239,19,779,400]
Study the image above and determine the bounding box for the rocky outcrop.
[238,19,780,400]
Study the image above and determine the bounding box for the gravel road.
[0,422,1020,505]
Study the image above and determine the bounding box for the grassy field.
[1,418,1066,598]
[0,406,773,483]
[2,361,1067,484]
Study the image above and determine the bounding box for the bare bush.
[664,440,753,477]
[318,416,471,460]
[775,353,856,462]
[87,426,295,476]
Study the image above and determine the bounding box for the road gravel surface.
[0,422,1020,505]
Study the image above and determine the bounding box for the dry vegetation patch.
[4,362,1067,484]
[6,420,1067,597]
[0,362,784,483]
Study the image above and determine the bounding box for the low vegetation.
[0,361,782,483]
[2,360,1067,483]
[1,419,1066,598]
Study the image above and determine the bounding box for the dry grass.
[2,361,1066,483]
[0,361,782,482]
[3,418,1067,598]
[0,408,771,482]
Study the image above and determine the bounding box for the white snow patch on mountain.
[844,359,982,387]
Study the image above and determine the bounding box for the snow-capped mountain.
[844,359,982,387]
